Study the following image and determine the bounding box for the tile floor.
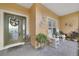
[0,40,78,56]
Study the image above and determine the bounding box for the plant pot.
[36,42,45,49]
[72,39,77,42]
[40,43,45,48]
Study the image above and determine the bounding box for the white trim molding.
[47,16,59,38]
[0,42,25,51]
[47,16,59,32]
[0,9,29,50]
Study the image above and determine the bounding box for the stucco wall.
[29,4,36,47]
[0,3,29,15]
[59,12,79,34]
[36,4,59,35]
[29,4,59,48]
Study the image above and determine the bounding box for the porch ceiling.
[18,3,79,16]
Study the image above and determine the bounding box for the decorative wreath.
[9,17,19,26]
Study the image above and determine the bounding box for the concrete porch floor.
[0,40,78,56]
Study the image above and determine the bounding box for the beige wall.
[29,4,36,47]
[59,12,79,34]
[0,3,29,15]
[36,4,59,35]
[29,4,59,48]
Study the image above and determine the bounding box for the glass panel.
[53,28,56,35]
[9,16,19,41]
[48,28,53,38]
[48,20,52,28]
[22,17,26,40]
[48,19,57,38]
[52,21,56,28]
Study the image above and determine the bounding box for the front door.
[4,13,26,46]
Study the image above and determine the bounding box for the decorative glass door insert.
[9,16,19,40]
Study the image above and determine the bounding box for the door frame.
[0,9,29,50]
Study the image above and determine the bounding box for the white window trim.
[47,16,59,38]
[47,16,59,32]
[47,17,59,29]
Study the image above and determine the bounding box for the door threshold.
[0,42,25,51]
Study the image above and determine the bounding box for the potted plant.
[59,31,65,35]
[74,33,79,42]
[36,33,48,48]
